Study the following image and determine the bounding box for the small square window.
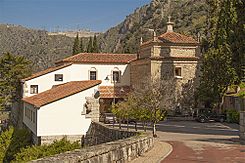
[55,74,63,81]
[30,85,38,94]
[175,67,182,77]
[113,71,120,83]
[90,71,97,80]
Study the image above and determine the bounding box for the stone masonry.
[131,45,200,112]
[84,122,138,146]
[240,111,245,144]
[85,97,100,122]
[32,122,154,163]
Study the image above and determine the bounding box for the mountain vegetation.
[0,24,73,72]
[98,0,208,53]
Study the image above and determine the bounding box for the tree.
[134,79,169,137]
[80,38,84,53]
[92,35,99,53]
[231,0,245,82]
[87,36,93,53]
[198,0,241,107]
[72,33,80,55]
[0,53,31,111]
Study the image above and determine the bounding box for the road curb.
[157,142,173,163]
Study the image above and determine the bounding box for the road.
[109,120,245,162]
[157,120,245,163]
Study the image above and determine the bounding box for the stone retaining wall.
[84,122,138,146]
[32,122,154,163]
[240,111,245,144]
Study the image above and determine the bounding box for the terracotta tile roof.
[57,53,137,64]
[22,80,101,107]
[22,63,72,81]
[99,86,131,98]
[158,32,198,44]
[141,32,198,46]
[150,56,199,61]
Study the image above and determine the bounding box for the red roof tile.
[99,86,131,98]
[141,32,198,46]
[158,32,198,44]
[57,53,137,64]
[22,80,101,107]
[22,63,72,81]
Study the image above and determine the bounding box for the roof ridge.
[22,63,72,81]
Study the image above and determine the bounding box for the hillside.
[0,24,73,72]
[98,0,207,53]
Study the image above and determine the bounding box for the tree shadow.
[193,137,242,145]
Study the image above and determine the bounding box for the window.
[112,71,120,83]
[90,71,97,80]
[55,74,63,81]
[89,67,97,80]
[174,67,182,78]
[30,85,38,94]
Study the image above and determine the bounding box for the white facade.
[23,85,98,137]
[23,63,130,98]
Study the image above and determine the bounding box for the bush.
[226,109,240,124]
[13,137,80,162]
[0,126,31,162]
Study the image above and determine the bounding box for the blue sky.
[0,0,150,32]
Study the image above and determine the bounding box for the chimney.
[167,15,174,32]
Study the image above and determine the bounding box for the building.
[21,20,200,144]
[131,19,201,113]
[21,53,136,144]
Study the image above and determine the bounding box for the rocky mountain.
[98,0,207,53]
[0,24,73,72]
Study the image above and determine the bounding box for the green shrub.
[226,109,240,124]
[0,126,31,162]
[13,137,80,162]
[238,91,245,98]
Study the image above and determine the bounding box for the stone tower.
[130,18,201,113]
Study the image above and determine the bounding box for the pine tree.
[80,38,84,53]
[0,53,31,110]
[87,36,93,53]
[92,35,99,53]
[72,33,80,55]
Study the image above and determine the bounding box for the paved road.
[108,120,245,162]
[156,120,245,163]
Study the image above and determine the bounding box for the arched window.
[89,67,97,80]
[112,67,121,83]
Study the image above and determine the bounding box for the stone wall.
[85,97,100,122]
[32,122,154,163]
[223,96,245,111]
[240,111,245,144]
[84,122,138,146]
[130,59,151,88]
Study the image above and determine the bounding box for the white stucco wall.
[36,86,98,136]
[23,65,72,97]
[23,63,130,97]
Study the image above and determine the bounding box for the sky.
[0,0,150,32]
